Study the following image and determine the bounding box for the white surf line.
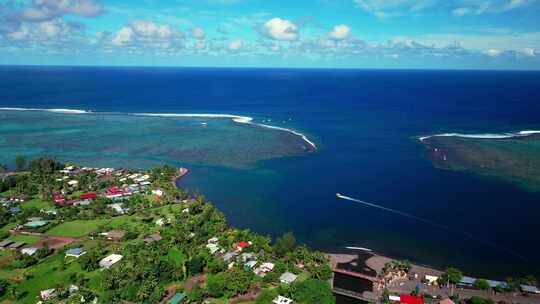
[0,108,317,149]
[418,130,540,142]
[345,246,373,252]
[336,193,528,262]
[0,107,90,114]
[133,112,317,149]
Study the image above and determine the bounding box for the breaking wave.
[0,107,317,150]
[419,130,540,142]
[0,107,90,114]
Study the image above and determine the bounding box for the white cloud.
[112,27,134,46]
[19,0,103,22]
[110,20,183,49]
[228,39,243,51]
[263,18,298,41]
[452,0,534,16]
[354,0,436,18]
[519,47,536,57]
[130,20,173,39]
[328,25,351,40]
[483,48,502,57]
[191,27,205,39]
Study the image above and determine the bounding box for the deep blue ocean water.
[1,66,540,279]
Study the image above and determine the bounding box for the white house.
[254,262,275,277]
[279,272,298,284]
[40,289,56,300]
[99,254,123,269]
[21,247,38,256]
[273,295,293,304]
[206,243,220,255]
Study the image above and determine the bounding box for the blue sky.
[0,0,539,69]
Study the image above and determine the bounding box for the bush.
[293,279,335,304]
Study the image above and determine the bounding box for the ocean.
[1,66,540,279]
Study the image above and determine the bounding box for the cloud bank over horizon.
[0,0,539,69]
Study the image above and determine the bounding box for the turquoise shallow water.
[0,110,311,169]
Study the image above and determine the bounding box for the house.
[167,292,186,304]
[235,241,251,252]
[520,284,540,294]
[424,274,439,285]
[487,280,508,289]
[8,241,26,249]
[438,298,455,304]
[40,288,56,300]
[108,203,126,214]
[273,295,293,304]
[99,254,123,269]
[208,237,219,244]
[222,251,238,263]
[254,262,275,277]
[54,194,66,204]
[458,276,476,287]
[144,234,162,243]
[9,207,21,215]
[240,253,256,263]
[67,180,79,187]
[245,260,258,270]
[66,247,87,258]
[206,243,220,255]
[21,247,38,256]
[102,230,126,241]
[0,240,14,249]
[152,189,164,197]
[80,192,97,200]
[398,295,424,304]
[23,220,49,229]
[279,272,298,284]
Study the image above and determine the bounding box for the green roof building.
[167,292,185,304]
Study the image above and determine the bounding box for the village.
[0,157,334,304]
[0,157,539,304]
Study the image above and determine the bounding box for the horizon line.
[0,64,539,73]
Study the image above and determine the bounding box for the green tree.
[440,267,463,285]
[15,155,27,171]
[274,232,297,257]
[206,273,226,298]
[474,279,490,290]
[467,296,495,304]
[0,279,9,296]
[256,289,279,304]
[293,279,335,304]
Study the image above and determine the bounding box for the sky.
[0,0,539,69]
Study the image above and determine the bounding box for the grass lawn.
[9,234,42,245]
[45,219,108,237]
[20,198,53,210]
[14,253,105,304]
[0,223,16,234]
[45,215,136,238]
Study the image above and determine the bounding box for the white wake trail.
[336,193,528,261]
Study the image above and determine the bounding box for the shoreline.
[171,167,189,188]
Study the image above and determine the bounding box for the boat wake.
[0,107,317,150]
[419,130,540,142]
[336,193,528,262]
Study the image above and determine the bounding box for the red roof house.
[235,241,251,251]
[80,192,97,200]
[400,295,424,304]
[54,194,65,204]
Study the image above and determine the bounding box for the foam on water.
[0,107,317,150]
[0,107,89,114]
[418,130,540,142]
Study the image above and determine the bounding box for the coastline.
[171,167,189,188]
